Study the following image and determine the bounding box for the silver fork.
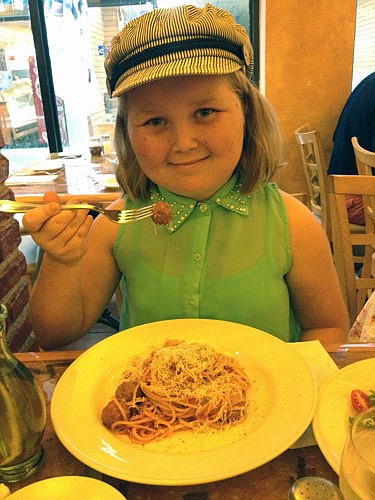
[0,200,155,224]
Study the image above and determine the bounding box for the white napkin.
[5,174,58,186]
[289,340,339,448]
[348,290,375,342]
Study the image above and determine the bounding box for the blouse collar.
[150,175,251,233]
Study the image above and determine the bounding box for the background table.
[9,154,121,205]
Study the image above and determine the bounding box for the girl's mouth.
[169,157,208,167]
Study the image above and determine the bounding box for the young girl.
[23,4,348,349]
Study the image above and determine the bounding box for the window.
[352,0,375,89]
[0,2,48,168]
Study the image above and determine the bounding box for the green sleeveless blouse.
[113,176,301,342]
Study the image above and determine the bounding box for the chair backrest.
[294,123,330,238]
[351,136,375,175]
[351,136,375,229]
[328,174,375,325]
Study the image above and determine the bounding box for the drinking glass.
[339,407,375,499]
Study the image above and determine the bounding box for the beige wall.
[261,0,357,194]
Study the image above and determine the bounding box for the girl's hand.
[22,191,94,264]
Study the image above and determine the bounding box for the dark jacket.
[328,72,375,175]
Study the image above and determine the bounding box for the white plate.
[312,357,375,473]
[96,174,119,189]
[7,476,126,499]
[28,160,66,172]
[51,319,317,486]
[5,175,59,186]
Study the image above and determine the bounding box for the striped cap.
[105,3,254,98]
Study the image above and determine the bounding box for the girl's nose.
[170,123,198,152]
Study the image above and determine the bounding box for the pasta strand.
[101,340,250,444]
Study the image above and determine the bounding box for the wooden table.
[9,154,121,205]
[7,344,375,499]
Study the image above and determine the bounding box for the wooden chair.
[351,136,375,277]
[328,174,375,325]
[291,192,309,206]
[294,124,364,242]
[295,124,331,238]
[351,137,375,176]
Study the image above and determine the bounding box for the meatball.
[101,400,123,428]
[115,380,141,402]
[151,201,173,225]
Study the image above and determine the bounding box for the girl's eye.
[196,108,216,118]
[144,117,165,127]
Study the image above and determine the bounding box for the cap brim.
[112,57,242,97]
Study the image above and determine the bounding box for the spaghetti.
[101,340,250,444]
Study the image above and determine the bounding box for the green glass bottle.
[0,304,46,482]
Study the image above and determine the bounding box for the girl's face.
[126,75,245,201]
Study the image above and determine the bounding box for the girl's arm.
[23,193,122,349]
[282,191,349,345]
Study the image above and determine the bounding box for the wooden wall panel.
[261,0,357,195]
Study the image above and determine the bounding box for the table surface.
[6,343,375,500]
[9,154,122,204]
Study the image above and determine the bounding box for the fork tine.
[122,212,154,222]
[117,206,154,223]
[121,204,154,215]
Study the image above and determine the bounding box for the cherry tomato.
[351,389,371,413]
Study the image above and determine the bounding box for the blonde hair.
[115,71,283,200]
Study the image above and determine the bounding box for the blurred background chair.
[328,174,375,326]
[352,136,375,282]
[352,136,375,177]
[295,124,364,244]
[295,123,331,239]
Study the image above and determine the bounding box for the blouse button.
[199,204,208,213]
[194,253,202,262]
[189,299,196,308]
